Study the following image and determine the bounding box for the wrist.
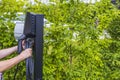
[17,54,26,61]
[19,54,27,59]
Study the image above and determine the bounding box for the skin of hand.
[0,40,28,59]
[0,48,32,72]
[22,40,25,49]
[0,46,17,59]
[20,48,32,59]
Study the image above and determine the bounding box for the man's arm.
[0,48,32,72]
[0,46,17,59]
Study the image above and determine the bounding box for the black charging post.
[22,12,44,80]
[15,12,44,80]
[34,14,44,80]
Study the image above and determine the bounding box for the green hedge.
[0,0,120,80]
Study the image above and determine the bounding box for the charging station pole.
[14,12,44,80]
[34,14,44,80]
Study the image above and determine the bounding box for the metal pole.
[34,14,44,80]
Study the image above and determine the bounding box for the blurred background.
[0,0,120,80]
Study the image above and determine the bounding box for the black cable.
[26,39,34,80]
[13,38,34,80]
[26,57,34,80]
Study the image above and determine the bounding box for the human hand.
[22,39,34,49]
[22,40,25,49]
[20,48,32,59]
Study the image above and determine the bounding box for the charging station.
[14,12,44,80]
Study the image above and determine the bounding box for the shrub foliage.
[0,0,120,80]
